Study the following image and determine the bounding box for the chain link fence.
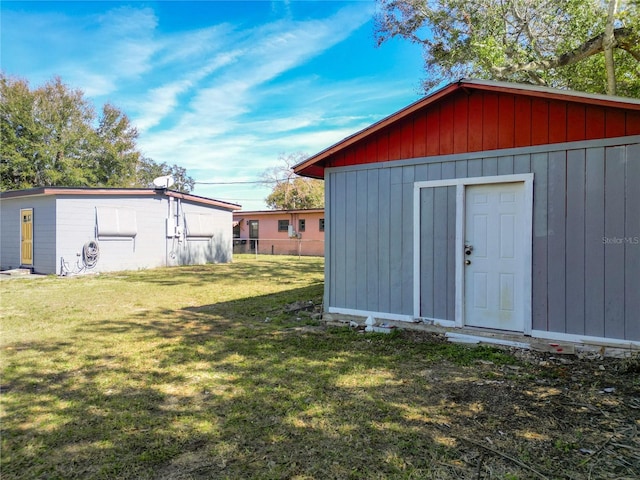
[233,238,324,257]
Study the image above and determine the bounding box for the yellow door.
[20,208,33,266]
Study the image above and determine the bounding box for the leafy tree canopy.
[262,152,324,210]
[375,0,640,97]
[1,73,194,192]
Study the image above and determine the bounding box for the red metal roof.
[294,79,640,179]
[0,187,242,211]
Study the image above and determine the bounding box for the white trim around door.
[413,174,534,333]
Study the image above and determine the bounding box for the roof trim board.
[322,134,640,175]
[0,187,242,211]
[233,208,324,215]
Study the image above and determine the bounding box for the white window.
[184,212,216,238]
[96,206,137,237]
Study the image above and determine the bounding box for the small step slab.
[0,268,33,276]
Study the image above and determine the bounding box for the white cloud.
[2,1,423,210]
[70,71,116,98]
[133,3,376,163]
[1,7,160,96]
[92,7,158,78]
[155,24,238,66]
[132,48,246,132]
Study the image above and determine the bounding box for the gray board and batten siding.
[325,136,640,342]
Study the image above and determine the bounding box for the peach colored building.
[233,209,324,257]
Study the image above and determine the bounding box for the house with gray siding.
[0,187,240,275]
[294,79,640,349]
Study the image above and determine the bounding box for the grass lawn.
[1,255,638,479]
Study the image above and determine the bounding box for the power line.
[194,177,290,185]
[215,197,267,202]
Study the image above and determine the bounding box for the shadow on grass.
[2,284,639,479]
[117,255,324,288]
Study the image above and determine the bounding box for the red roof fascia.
[293,79,640,179]
[293,82,461,178]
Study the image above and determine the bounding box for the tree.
[1,75,41,190]
[262,152,324,210]
[135,157,195,193]
[93,103,140,187]
[1,73,194,192]
[1,75,97,188]
[374,0,640,97]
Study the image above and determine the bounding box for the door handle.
[465,259,471,265]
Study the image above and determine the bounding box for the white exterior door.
[464,183,525,331]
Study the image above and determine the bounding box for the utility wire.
[194,177,291,185]
[215,198,268,202]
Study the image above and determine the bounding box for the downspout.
[176,198,183,247]
[167,195,174,266]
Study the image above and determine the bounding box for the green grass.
[2,255,638,479]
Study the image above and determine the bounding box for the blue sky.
[1,1,425,210]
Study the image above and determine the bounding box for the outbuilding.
[294,79,640,349]
[0,187,241,275]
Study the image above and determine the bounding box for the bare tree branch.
[491,27,638,78]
